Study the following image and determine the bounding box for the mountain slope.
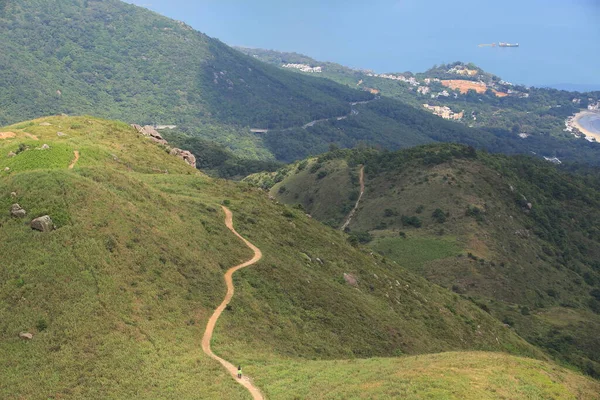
[237,47,600,165]
[0,116,569,399]
[0,0,371,159]
[247,144,600,378]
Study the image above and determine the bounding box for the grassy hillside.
[248,144,600,378]
[254,352,600,399]
[0,116,572,399]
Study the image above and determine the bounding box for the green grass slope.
[249,144,600,378]
[0,116,570,399]
[255,352,600,399]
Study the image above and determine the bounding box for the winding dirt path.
[340,165,365,231]
[68,151,80,169]
[201,206,264,400]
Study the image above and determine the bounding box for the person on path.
[237,365,242,379]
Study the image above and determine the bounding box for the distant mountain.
[246,144,600,378]
[237,47,600,164]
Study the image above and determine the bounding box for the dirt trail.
[201,206,264,400]
[68,151,80,169]
[340,165,365,231]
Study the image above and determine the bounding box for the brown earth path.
[340,165,365,231]
[201,206,264,400]
[68,151,80,169]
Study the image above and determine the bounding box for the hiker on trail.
[237,365,242,379]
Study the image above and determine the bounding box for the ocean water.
[579,114,600,134]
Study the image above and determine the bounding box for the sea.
[579,113,600,135]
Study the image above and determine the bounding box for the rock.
[343,273,358,287]
[7,151,16,158]
[316,257,323,264]
[57,132,67,137]
[39,122,52,126]
[10,204,26,218]
[19,332,33,340]
[31,215,55,232]
[40,144,50,150]
[526,203,533,210]
[4,167,9,171]
[169,148,197,168]
[131,124,168,145]
[10,192,17,198]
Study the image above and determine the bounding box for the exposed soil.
[68,151,80,169]
[341,165,365,231]
[0,132,16,139]
[441,80,507,97]
[201,206,264,400]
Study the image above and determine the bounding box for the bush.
[316,171,328,180]
[384,208,397,217]
[520,306,531,315]
[432,208,447,223]
[348,231,373,244]
[415,205,425,214]
[36,318,48,332]
[401,215,422,228]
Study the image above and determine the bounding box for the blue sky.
[126,0,600,87]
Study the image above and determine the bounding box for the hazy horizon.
[127,0,599,89]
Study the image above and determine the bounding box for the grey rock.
[31,215,55,232]
[19,332,33,340]
[343,273,358,287]
[7,151,16,158]
[39,122,52,126]
[57,132,67,137]
[169,148,197,168]
[10,204,26,218]
[40,144,50,150]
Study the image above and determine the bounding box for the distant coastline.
[573,111,600,142]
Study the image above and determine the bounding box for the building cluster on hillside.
[423,104,464,120]
[417,86,430,95]
[589,101,600,111]
[282,63,322,73]
[366,72,419,86]
[431,90,454,99]
[423,78,441,84]
[447,66,478,76]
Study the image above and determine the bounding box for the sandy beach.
[573,111,600,142]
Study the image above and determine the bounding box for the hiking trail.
[340,165,365,231]
[68,150,80,169]
[201,206,264,400]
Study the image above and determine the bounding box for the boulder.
[39,122,52,126]
[10,192,17,198]
[31,215,55,232]
[343,273,358,287]
[10,204,26,218]
[142,125,169,145]
[40,144,50,150]
[19,332,33,340]
[7,151,16,158]
[4,167,9,171]
[169,148,197,168]
[57,132,67,137]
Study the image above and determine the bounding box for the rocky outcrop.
[169,148,197,168]
[19,332,33,340]
[130,124,169,145]
[131,124,197,168]
[7,151,16,158]
[31,215,55,232]
[10,204,26,218]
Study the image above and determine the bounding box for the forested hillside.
[238,48,600,165]
[0,0,371,159]
[247,144,600,377]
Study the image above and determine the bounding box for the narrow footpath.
[68,150,80,169]
[340,165,365,231]
[201,206,264,400]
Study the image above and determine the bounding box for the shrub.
[415,205,425,214]
[401,215,422,228]
[432,208,447,223]
[36,318,48,332]
[316,170,328,180]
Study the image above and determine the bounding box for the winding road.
[340,165,365,231]
[201,206,264,400]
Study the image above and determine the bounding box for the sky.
[126,0,600,88]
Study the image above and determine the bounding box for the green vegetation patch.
[1,142,74,172]
[251,352,600,399]
[370,235,461,272]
